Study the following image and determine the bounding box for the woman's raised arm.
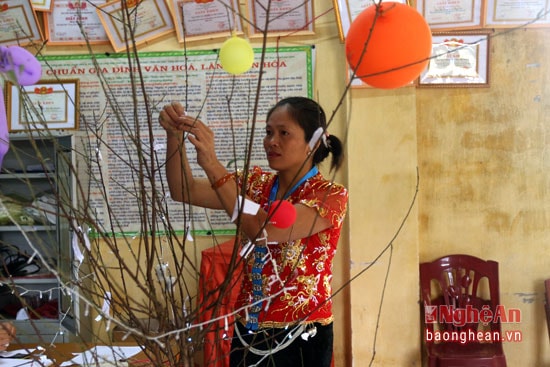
[159,102,224,209]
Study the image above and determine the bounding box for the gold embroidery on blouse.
[234,167,348,327]
[237,315,335,329]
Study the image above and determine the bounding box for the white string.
[234,321,306,359]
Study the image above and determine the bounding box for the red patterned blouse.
[234,166,348,329]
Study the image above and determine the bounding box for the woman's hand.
[180,116,218,170]
[0,322,15,350]
[159,102,186,136]
[159,102,226,209]
[160,102,218,171]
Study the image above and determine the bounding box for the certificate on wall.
[484,0,550,27]
[6,80,80,131]
[97,0,175,52]
[44,0,110,45]
[0,0,43,46]
[417,0,484,30]
[169,0,243,43]
[247,0,314,37]
[31,0,53,12]
[418,33,490,87]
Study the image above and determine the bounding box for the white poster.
[39,47,313,235]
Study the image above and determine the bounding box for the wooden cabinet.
[0,134,77,343]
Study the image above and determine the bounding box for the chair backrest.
[419,254,503,339]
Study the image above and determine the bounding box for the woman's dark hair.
[266,97,344,172]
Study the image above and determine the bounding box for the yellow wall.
[347,86,421,365]
[41,0,550,365]
[345,26,550,366]
[416,28,550,366]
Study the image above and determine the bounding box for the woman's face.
[263,105,310,173]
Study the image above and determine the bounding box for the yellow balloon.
[219,36,254,75]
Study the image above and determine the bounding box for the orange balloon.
[345,3,432,89]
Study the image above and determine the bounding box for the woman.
[159,97,348,367]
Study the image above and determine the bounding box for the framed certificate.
[169,0,243,43]
[43,0,110,45]
[484,0,550,27]
[416,0,484,30]
[418,32,491,87]
[333,0,409,42]
[0,0,43,46]
[96,0,175,52]
[31,0,53,12]
[6,80,80,132]
[246,0,315,37]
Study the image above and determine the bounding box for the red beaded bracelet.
[211,172,235,190]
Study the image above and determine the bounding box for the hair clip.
[309,127,324,150]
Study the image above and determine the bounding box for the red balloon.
[268,200,297,229]
[345,3,432,89]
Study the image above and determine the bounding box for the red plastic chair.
[419,254,507,367]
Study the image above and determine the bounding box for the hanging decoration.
[0,46,42,166]
[219,35,254,75]
[0,85,7,168]
[345,2,432,89]
[268,200,297,228]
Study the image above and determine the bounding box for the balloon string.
[376,1,397,16]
